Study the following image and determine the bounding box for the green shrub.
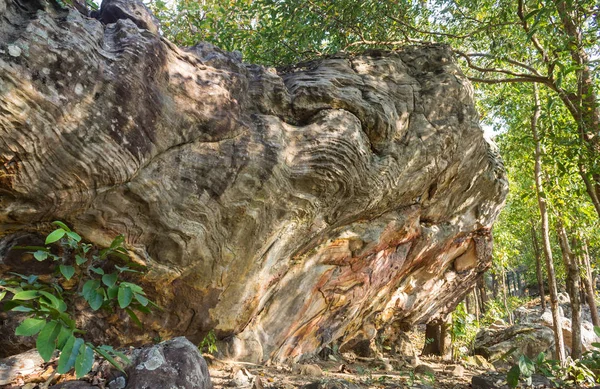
[0,221,156,378]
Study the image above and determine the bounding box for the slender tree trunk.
[477,276,488,313]
[579,165,600,219]
[581,241,600,327]
[556,221,582,359]
[491,273,499,299]
[473,287,480,322]
[502,270,512,324]
[465,293,471,314]
[531,221,547,310]
[531,84,566,364]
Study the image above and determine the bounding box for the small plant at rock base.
[199,329,218,354]
[0,221,156,379]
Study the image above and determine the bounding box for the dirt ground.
[207,353,492,389]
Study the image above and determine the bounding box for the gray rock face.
[123,337,212,389]
[474,324,555,363]
[0,349,44,386]
[0,0,507,362]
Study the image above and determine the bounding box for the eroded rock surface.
[0,0,507,362]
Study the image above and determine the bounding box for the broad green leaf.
[0,291,6,300]
[507,364,520,388]
[33,251,48,261]
[76,255,88,265]
[88,288,104,311]
[594,326,600,338]
[82,280,100,300]
[10,305,34,312]
[102,273,118,288]
[107,285,119,299]
[120,282,144,294]
[125,308,143,328]
[90,267,105,275]
[57,336,84,374]
[37,320,61,361]
[59,265,75,280]
[137,305,151,314]
[12,290,39,300]
[26,275,38,284]
[75,343,94,378]
[535,352,545,365]
[134,293,149,306]
[518,355,535,378]
[39,291,67,312]
[118,285,133,309]
[51,221,71,232]
[45,229,66,244]
[58,312,76,330]
[57,326,74,349]
[66,231,82,242]
[15,318,46,336]
[110,235,125,249]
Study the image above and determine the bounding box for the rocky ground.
[0,330,493,389]
[206,354,487,389]
[5,297,600,389]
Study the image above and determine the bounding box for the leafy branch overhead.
[0,222,157,379]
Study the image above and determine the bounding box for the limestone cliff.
[0,0,508,362]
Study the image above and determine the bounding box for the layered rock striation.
[0,0,508,362]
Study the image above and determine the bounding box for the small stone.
[451,364,464,377]
[293,363,323,377]
[233,368,253,387]
[409,355,420,367]
[8,45,21,57]
[108,376,126,389]
[382,361,394,371]
[414,364,435,377]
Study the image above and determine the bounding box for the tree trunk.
[465,293,471,315]
[531,221,547,310]
[440,314,452,361]
[556,221,582,359]
[473,287,480,322]
[581,241,600,327]
[502,270,513,324]
[555,1,600,220]
[478,275,488,313]
[423,315,453,360]
[491,273,499,299]
[531,84,566,364]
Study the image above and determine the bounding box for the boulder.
[474,324,555,363]
[117,337,212,389]
[515,303,599,353]
[471,372,553,389]
[0,349,45,386]
[301,380,363,389]
[0,0,507,362]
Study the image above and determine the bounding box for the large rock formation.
[0,0,507,362]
